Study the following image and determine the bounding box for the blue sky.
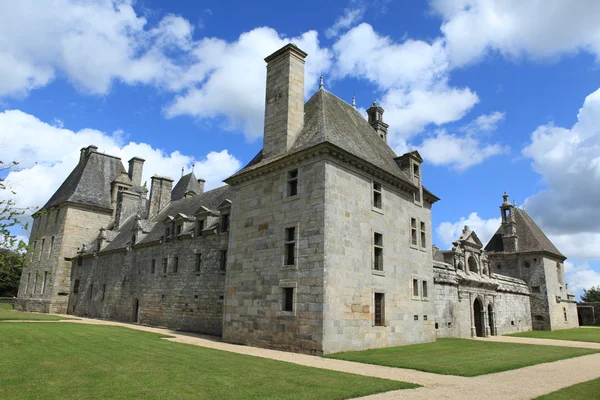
[1,0,599,298]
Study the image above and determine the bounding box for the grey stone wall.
[222,157,327,355]
[578,303,600,326]
[322,159,435,354]
[69,230,228,336]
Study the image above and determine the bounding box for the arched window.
[457,261,464,271]
[468,256,478,273]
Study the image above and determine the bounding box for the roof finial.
[352,93,356,108]
[319,75,324,89]
[192,163,195,173]
[181,167,184,177]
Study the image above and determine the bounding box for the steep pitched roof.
[230,89,422,190]
[485,208,565,259]
[171,172,204,200]
[42,151,128,211]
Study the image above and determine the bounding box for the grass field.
[0,322,417,400]
[325,338,599,377]
[508,327,600,343]
[534,377,600,399]
[0,303,72,321]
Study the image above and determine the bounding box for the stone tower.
[485,193,579,331]
[16,145,146,314]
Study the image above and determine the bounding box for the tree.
[0,160,31,297]
[581,286,600,303]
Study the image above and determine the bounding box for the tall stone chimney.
[197,178,205,194]
[366,102,389,143]
[263,43,307,159]
[128,157,145,187]
[148,175,174,219]
[500,193,518,253]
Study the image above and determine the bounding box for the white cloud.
[431,0,600,67]
[563,260,600,299]
[460,111,505,135]
[436,212,501,247]
[333,23,479,142]
[522,87,600,260]
[164,28,331,141]
[326,5,366,38]
[0,109,241,216]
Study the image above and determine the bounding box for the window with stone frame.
[162,258,168,274]
[422,280,428,299]
[373,232,383,271]
[195,253,202,272]
[410,218,418,246]
[282,287,294,312]
[287,169,298,197]
[196,219,205,236]
[48,236,54,259]
[101,284,106,301]
[175,224,182,237]
[420,221,426,248]
[374,292,384,326]
[531,286,541,293]
[563,307,568,322]
[173,256,179,273]
[73,279,79,294]
[220,250,227,271]
[284,227,297,266]
[151,259,156,274]
[372,181,382,209]
[221,213,230,233]
[412,278,419,298]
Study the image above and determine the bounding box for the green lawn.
[534,378,600,399]
[0,303,72,321]
[325,338,599,377]
[508,327,600,343]
[0,323,416,400]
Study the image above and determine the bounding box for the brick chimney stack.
[148,175,174,219]
[262,43,307,159]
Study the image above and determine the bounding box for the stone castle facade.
[16,44,579,355]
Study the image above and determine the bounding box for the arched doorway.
[133,298,139,323]
[473,298,483,337]
[488,303,495,336]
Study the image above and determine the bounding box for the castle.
[16,44,579,355]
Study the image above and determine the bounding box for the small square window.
[283,287,294,312]
[423,315,428,321]
[414,315,419,321]
[287,169,298,197]
[532,286,541,294]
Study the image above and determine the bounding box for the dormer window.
[176,224,182,238]
[221,214,230,233]
[165,227,171,238]
[287,169,298,197]
[413,164,420,178]
[197,220,205,236]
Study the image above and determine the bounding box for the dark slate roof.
[230,89,416,187]
[485,208,565,259]
[42,151,127,210]
[171,172,204,200]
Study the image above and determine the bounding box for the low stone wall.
[0,297,16,306]
[578,302,600,326]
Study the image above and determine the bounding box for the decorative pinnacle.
[181,167,184,177]
[192,163,195,172]
[352,94,356,108]
[319,75,324,89]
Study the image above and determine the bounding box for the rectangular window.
[284,227,296,266]
[176,224,182,236]
[373,232,383,271]
[374,293,384,326]
[197,220,205,236]
[373,181,382,209]
[162,258,168,274]
[48,236,54,259]
[33,274,37,293]
[173,256,179,273]
[563,307,568,322]
[165,227,171,238]
[195,253,202,272]
[151,259,156,274]
[89,284,93,299]
[410,218,418,246]
[287,169,298,197]
[73,279,79,294]
[420,222,426,248]
[412,278,419,297]
[220,250,227,271]
[221,214,230,233]
[101,284,106,301]
[532,286,541,294]
[422,281,428,299]
[41,271,48,294]
[283,287,294,312]
[40,238,45,260]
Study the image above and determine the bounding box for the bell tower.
[500,193,518,253]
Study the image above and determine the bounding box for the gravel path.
[12,316,600,400]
